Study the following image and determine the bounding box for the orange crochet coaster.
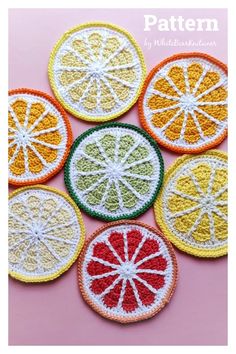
[78,220,178,323]
[139,53,227,153]
[8,88,73,186]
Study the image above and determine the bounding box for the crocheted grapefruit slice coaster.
[9,185,85,282]
[48,22,146,122]
[154,150,227,257]
[8,89,73,186]
[78,220,178,323]
[64,123,164,221]
[139,53,227,153]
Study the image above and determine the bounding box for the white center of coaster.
[201,195,214,210]
[179,93,197,112]
[16,128,30,146]
[31,224,43,240]
[89,61,104,77]
[106,162,123,179]
[118,261,137,279]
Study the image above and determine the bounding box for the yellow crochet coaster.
[9,185,85,282]
[48,22,146,122]
[154,150,227,257]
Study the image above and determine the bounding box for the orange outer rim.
[8,88,73,186]
[138,52,228,154]
[78,220,178,324]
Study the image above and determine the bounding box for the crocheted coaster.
[8,89,73,186]
[78,220,178,323]
[154,150,227,258]
[9,185,85,282]
[139,53,228,153]
[64,123,164,221]
[48,22,146,122]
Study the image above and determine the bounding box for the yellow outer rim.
[9,185,86,282]
[154,150,228,258]
[48,22,147,122]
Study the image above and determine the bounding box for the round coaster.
[8,89,73,186]
[139,53,227,153]
[64,122,164,221]
[9,185,85,282]
[48,22,146,122]
[154,150,227,257]
[78,220,178,323]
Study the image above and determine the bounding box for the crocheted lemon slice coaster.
[154,150,227,257]
[139,53,228,153]
[78,220,178,323]
[9,185,85,282]
[64,123,164,221]
[48,22,146,122]
[8,89,73,186]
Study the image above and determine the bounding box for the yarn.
[48,22,146,122]
[78,220,178,323]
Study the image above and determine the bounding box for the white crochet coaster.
[9,185,85,282]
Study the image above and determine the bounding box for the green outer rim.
[64,122,164,221]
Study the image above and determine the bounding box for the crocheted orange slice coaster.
[8,89,73,186]
[78,220,178,323]
[154,150,227,257]
[139,53,227,153]
[9,185,85,282]
[48,22,146,122]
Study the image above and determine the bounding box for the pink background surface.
[8,9,227,345]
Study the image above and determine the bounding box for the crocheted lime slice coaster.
[64,123,164,221]
[139,53,228,153]
[48,22,146,122]
[9,185,85,282]
[154,150,227,258]
[8,89,73,186]
[78,220,178,323]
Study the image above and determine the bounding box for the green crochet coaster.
[64,123,164,221]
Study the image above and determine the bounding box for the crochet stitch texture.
[48,22,146,122]
[78,220,178,323]
[64,122,164,221]
[8,89,73,186]
[9,185,85,282]
[139,53,227,153]
[154,150,227,257]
